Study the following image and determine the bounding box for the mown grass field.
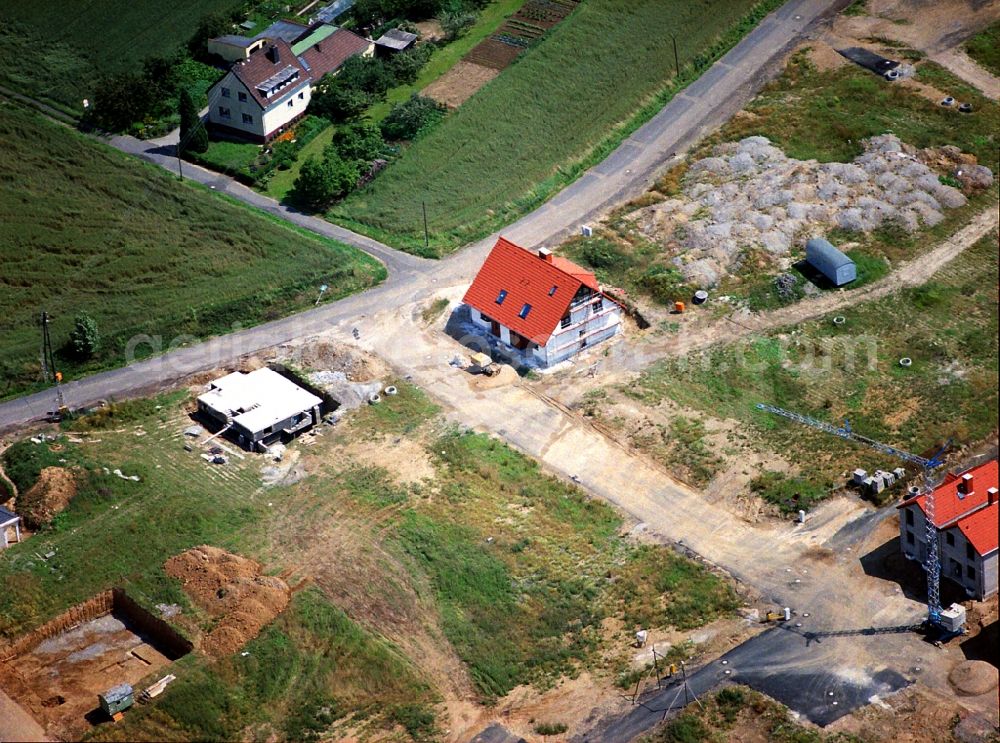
[331,0,782,254]
[0,0,239,113]
[561,53,1000,310]
[0,104,384,400]
[629,229,999,494]
[0,381,739,738]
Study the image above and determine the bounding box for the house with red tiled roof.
[206,24,373,143]
[898,459,998,599]
[462,237,622,367]
[207,39,312,143]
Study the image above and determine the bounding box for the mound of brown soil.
[164,546,290,657]
[288,340,389,382]
[19,467,78,528]
[948,660,998,696]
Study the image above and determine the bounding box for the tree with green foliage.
[189,11,234,59]
[69,313,100,359]
[337,55,396,98]
[388,44,434,85]
[440,9,477,40]
[380,94,445,141]
[178,88,208,153]
[354,0,446,26]
[87,71,156,132]
[310,82,374,123]
[330,121,385,164]
[292,153,360,210]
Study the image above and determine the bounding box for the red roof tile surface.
[232,40,310,108]
[300,28,371,79]
[958,503,998,556]
[462,237,603,345]
[899,459,998,555]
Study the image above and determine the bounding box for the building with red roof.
[462,237,622,367]
[898,459,998,599]
[206,23,373,143]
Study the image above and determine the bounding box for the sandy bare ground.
[423,61,500,108]
[0,688,47,742]
[826,0,1000,100]
[930,47,1000,100]
[834,0,1000,54]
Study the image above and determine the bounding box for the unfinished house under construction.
[197,368,322,451]
[898,459,999,600]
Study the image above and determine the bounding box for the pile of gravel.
[627,134,988,287]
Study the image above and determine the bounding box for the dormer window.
[519,304,532,319]
[496,290,507,305]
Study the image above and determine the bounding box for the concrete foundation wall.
[0,589,192,663]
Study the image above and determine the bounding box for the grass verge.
[0,103,384,401]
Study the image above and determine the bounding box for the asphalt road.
[0,0,849,433]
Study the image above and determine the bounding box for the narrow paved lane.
[1,0,849,432]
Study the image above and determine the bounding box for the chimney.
[267,44,280,63]
[537,247,553,263]
[958,472,974,496]
[988,487,998,505]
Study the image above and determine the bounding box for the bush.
[749,471,829,514]
[389,43,434,85]
[270,140,299,170]
[1,440,62,494]
[534,722,569,736]
[292,153,360,210]
[380,94,445,141]
[662,714,709,743]
[387,703,436,740]
[638,265,687,305]
[87,71,156,132]
[68,313,100,359]
[578,238,631,270]
[330,121,386,164]
[311,83,374,123]
[716,686,746,722]
[440,10,477,41]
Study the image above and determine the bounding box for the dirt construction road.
[328,203,997,737]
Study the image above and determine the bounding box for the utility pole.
[671,34,680,77]
[422,201,429,250]
[40,311,55,384]
[681,662,689,706]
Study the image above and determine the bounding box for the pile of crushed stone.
[626,134,992,287]
[164,546,290,657]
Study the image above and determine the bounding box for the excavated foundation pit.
[0,589,190,739]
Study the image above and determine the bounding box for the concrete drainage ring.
[384,386,398,396]
[368,393,381,405]
[940,96,955,107]
[832,316,846,326]
[899,357,913,368]
[884,69,900,81]
[958,102,973,114]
